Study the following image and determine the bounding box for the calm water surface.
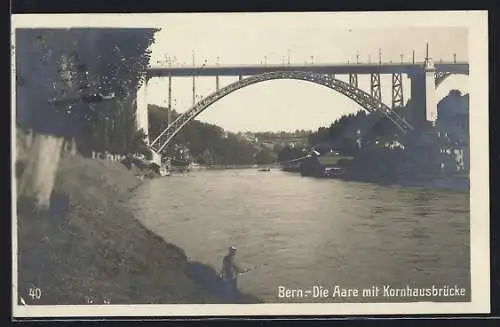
[130,169,470,303]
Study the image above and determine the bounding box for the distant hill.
[148,105,264,165]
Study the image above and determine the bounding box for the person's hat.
[229,246,237,252]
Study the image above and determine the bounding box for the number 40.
[28,288,42,300]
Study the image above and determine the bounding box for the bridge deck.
[148,62,469,77]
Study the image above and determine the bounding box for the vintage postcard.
[11,11,489,318]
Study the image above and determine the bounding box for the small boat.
[324,166,343,177]
[258,168,271,172]
[190,162,201,169]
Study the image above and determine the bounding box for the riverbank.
[16,151,261,305]
[336,173,469,191]
[287,153,469,191]
[293,169,469,191]
[171,164,277,170]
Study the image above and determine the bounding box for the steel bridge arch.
[150,71,415,153]
[435,71,469,88]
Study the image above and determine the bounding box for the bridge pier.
[370,73,381,101]
[136,78,150,144]
[391,72,404,108]
[192,74,196,106]
[408,63,437,125]
[409,73,425,123]
[168,74,172,125]
[424,59,438,124]
[216,74,219,91]
[151,150,162,166]
[349,73,358,88]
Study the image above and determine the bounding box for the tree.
[16,30,80,210]
[198,149,214,166]
[255,147,278,165]
[130,129,152,159]
[15,28,159,210]
[278,145,305,163]
[148,104,259,165]
[84,28,159,155]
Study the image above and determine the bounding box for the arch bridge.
[149,71,415,154]
[139,56,469,162]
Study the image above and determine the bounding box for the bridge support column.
[151,150,161,166]
[216,74,219,91]
[409,63,437,126]
[370,73,381,101]
[425,60,438,124]
[410,42,438,125]
[192,74,196,106]
[168,74,172,125]
[409,73,425,124]
[391,72,404,108]
[136,78,150,144]
[349,73,358,88]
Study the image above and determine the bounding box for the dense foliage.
[148,105,260,165]
[307,107,409,155]
[307,89,469,155]
[15,28,159,156]
[149,105,311,165]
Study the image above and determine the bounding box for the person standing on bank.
[220,246,245,301]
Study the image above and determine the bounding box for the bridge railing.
[148,61,468,70]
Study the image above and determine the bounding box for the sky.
[145,13,469,133]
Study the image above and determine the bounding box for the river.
[130,169,470,303]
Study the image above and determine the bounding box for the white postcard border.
[11,10,489,318]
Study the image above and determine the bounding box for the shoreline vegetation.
[16,132,261,305]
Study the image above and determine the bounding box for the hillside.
[16,132,261,304]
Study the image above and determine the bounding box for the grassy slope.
[16,147,260,305]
